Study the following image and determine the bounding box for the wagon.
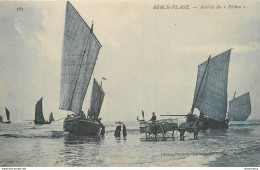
[139,118,178,141]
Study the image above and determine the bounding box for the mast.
[68,30,91,114]
[59,1,102,115]
[190,56,211,114]
[233,91,236,99]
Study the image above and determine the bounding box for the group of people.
[114,124,127,138]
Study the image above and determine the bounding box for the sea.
[0,119,260,167]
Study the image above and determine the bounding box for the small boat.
[34,97,51,124]
[60,2,104,136]
[228,92,251,121]
[49,112,55,122]
[2,108,11,124]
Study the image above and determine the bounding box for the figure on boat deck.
[150,112,156,122]
[123,124,127,138]
[114,125,121,138]
[87,109,95,119]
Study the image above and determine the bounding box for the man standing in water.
[123,124,127,138]
[100,124,105,137]
[114,124,121,138]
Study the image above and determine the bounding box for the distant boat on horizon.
[49,112,55,122]
[1,107,11,124]
[34,97,51,125]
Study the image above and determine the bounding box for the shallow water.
[0,120,260,167]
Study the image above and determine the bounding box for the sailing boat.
[34,97,51,124]
[187,49,232,129]
[2,108,11,124]
[60,2,104,136]
[49,112,55,122]
[228,92,251,121]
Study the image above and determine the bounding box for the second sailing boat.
[181,49,232,130]
[228,92,251,121]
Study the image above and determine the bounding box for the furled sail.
[49,112,55,122]
[35,98,45,123]
[5,108,10,121]
[228,92,251,121]
[59,1,102,114]
[89,78,105,119]
[191,49,232,121]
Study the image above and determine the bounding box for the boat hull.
[204,118,228,129]
[63,117,100,136]
[2,121,11,124]
[34,121,51,125]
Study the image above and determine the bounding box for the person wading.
[114,125,121,138]
[123,124,127,138]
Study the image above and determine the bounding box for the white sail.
[228,92,251,121]
[192,49,231,121]
[89,78,105,119]
[59,2,102,114]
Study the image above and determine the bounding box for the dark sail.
[0,115,2,122]
[228,92,251,121]
[35,98,45,123]
[5,107,10,121]
[49,112,55,122]
[89,78,105,119]
[59,1,102,115]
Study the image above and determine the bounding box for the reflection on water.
[64,133,101,145]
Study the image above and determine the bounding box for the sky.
[0,0,260,122]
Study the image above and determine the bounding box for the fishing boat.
[2,108,11,124]
[34,97,51,124]
[186,49,232,130]
[60,2,104,136]
[228,92,251,121]
[49,112,55,122]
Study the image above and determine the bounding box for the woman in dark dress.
[114,125,121,138]
[123,124,127,138]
